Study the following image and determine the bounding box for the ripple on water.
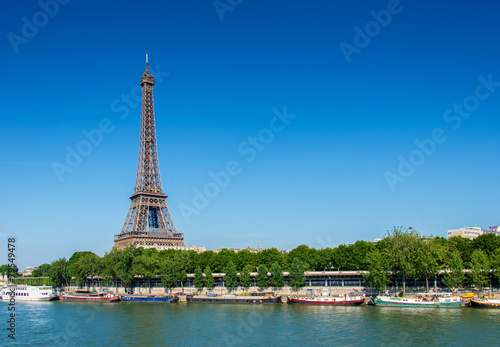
[4,301,500,346]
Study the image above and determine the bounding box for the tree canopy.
[36,230,500,292]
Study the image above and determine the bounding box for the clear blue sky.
[1,0,500,270]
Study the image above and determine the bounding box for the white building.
[485,226,500,237]
[140,244,206,253]
[23,266,39,277]
[447,226,484,240]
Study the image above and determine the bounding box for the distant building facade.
[447,226,484,240]
[138,244,206,253]
[23,266,38,277]
[211,247,290,254]
[485,226,500,237]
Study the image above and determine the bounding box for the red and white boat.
[60,291,120,302]
[288,293,366,305]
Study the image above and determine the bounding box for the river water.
[3,301,500,346]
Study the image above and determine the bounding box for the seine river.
[3,301,500,346]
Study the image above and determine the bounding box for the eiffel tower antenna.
[114,53,185,250]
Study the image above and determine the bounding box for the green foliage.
[345,241,376,270]
[68,252,101,287]
[385,226,422,295]
[223,261,238,289]
[256,249,285,269]
[160,258,177,291]
[447,236,473,265]
[492,249,500,280]
[68,251,95,267]
[443,250,465,289]
[317,248,335,271]
[0,265,8,276]
[31,263,51,277]
[12,277,54,287]
[191,251,214,274]
[332,245,350,270]
[269,262,284,288]
[287,245,316,270]
[418,237,445,292]
[239,267,252,289]
[49,258,70,287]
[0,264,20,277]
[116,246,135,286]
[194,266,204,288]
[256,264,269,288]
[210,249,237,272]
[132,253,160,292]
[204,266,215,289]
[101,249,122,286]
[167,251,189,288]
[289,258,306,290]
[234,250,256,271]
[469,249,490,290]
[472,234,500,257]
[41,232,500,293]
[363,249,391,293]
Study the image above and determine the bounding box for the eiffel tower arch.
[114,53,185,250]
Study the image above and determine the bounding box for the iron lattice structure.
[114,54,184,249]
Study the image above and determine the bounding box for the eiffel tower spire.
[134,52,163,196]
[114,53,185,250]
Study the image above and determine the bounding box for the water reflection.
[3,301,500,345]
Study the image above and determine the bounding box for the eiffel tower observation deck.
[114,53,185,250]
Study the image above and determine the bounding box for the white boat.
[373,292,461,308]
[0,284,58,301]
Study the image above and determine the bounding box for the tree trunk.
[425,277,429,293]
[402,275,406,296]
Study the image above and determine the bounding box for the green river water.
[3,301,499,346]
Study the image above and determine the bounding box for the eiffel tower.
[114,53,185,250]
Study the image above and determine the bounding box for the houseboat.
[121,294,178,303]
[187,294,281,303]
[287,293,365,305]
[60,289,120,302]
[372,293,461,308]
[469,297,500,309]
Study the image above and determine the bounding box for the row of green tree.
[363,227,500,295]
[191,258,306,291]
[20,248,308,292]
[11,227,500,294]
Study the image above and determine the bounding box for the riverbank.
[62,284,497,298]
[62,285,371,296]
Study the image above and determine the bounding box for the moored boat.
[0,284,58,301]
[121,294,178,303]
[187,294,281,303]
[469,297,500,309]
[287,293,365,305]
[373,293,461,308]
[60,291,120,302]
